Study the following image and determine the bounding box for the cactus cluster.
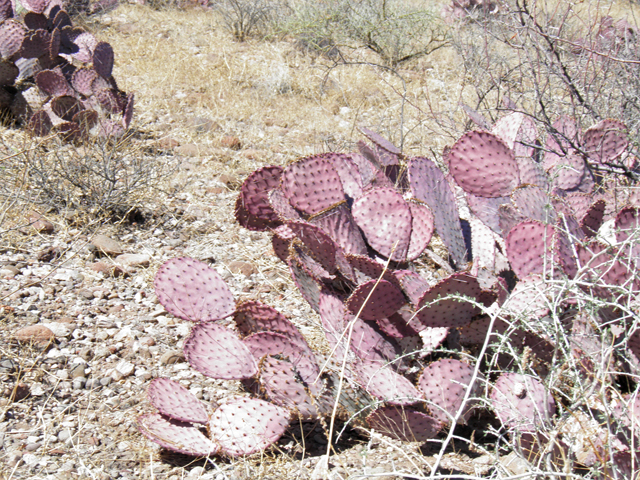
[140,113,640,476]
[0,0,132,139]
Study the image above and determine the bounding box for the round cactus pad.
[154,257,235,322]
[505,221,557,278]
[209,398,290,457]
[243,331,319,385]
[511,185,556,224]
[0,20,26,59]
[92,41,114,78]
[281,155,345,215]
[321,152,364,199]
[288,221,339,273]
[309,202,368,255]
[184,323,258,380]
[615,206,640,243]
[394,270,430,306]
[490,373,556,433]
[366,407,441,443]
[259,356,318,419]
[448,131,520,198]
[35,69,73,97]
[355,360,422,406]
[239,166,283,223]
[138,413,219,457]
[418,358,482,425]
[147,378,210,425]
[415,273,482,329]
[234,300,302,340]
[352,187,412,262]
[583,119,628,164]
[346,279,405,321]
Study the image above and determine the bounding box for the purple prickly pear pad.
[147,377,210,425]
[138,413,219,457]
[367,407,441,442]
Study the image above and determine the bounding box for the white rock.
[41,322,71,337]
[111,360,134,380]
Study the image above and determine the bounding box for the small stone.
[115,253,150,268]
[25,442,41,452]
[89,262,127,277]
[13,325,55,347]
[157,137,180,150]
[37,247,63,262]
[58,429,73,442]
[69,364,86,379]
[175,144,201,157]
[139,336,155,347]
[8,383,30,401]
[227,261,258,277]
[29,212,54,234]
[0,265,19,277]
[78,289,94,300]
[86,437,100,446]
[0,358,18,373]
[111,360,134,380]
[220,135,241,150]
[72,378,86,390]
[91,235,123,256]
[100,377,112,387]
[41,322,71,337]
[160,350,184,365]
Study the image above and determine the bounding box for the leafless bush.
[0,133,176,220]
[213,0,286,41]
[449,0,640,177]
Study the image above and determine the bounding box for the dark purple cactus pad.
[154,257,235,323]
[51,95,83,121]
[259,356,318,419]
[243,331,319,385]
[346,279,405,321]
[92,41,113,78]
[289,253,322,312]
[147,378,209,425]
[0,60,18,86]
[184,323,258,380]
[138,413,219,457]
[407,201,435,261]
[449,131,520,198]
[234,300,302,342]
[467,194,511,234]
[19,29,50,59]
[350,316,398,364]
[288,221,339,273]
[24,12,47,30]
[615,206,640,243]
[418,358,482,425]
[281,155,344,215]
[394,270,430,306]
[352,187,411,262]
[122,92,134,128]
[209,398,290,457]
[271,224,294,262]
[565,195,605,237]
[239,166,283,225]
[235,195,276,231]
[309,202,368,256]
[511,185,556,224]
[505,221,557,278]
[28,109,52,135]
[376,309,420,338]
[414,273,482,329]
[0,20,26,59]
[354,360,422,406]
[269,189,302,222]
[408,156,467,268]
[346,254,399,286]
[583,119,628,164]
[490,373,556,433]
[366,407,441,443]
[36,69,73,97]
[290,242,334,282]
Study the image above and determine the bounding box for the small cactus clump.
[0,0,132,139]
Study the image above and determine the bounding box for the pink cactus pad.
[418,358,483,425]
[322,152,364,199]
[268,188,302,222]
[309,202,368,255]
[288,221,339,273]
[583,119,628,164]
[408,156,467,267]
[502,275,550,319]
[352,187,412,262]
[184,323,258,380]
[147,378,210,425]
[234,300,304,343]
[407,201,435,261]
[547,151,585,190]
[154,257,235,322]
[259,356,318,419]
[367,407,441,442]
[615,206,640,242]
[243,331,319,385]
[393,270,430,306]
[355,360,422,406]
[349,317,398,364]
[511,185,556,224]
[289,254,322,312]
[346,279,405,321]
[360,127,401,156]
[490,373,556,433]
[0,20,26,59]
[209,398,290,457]
[281,155,345,215]
[21,0,47,13]
[414,273,482,329]
[448,131,520,198]
[505,221,557,278]
[491,112,524,149]
[138,413,219,457]
[239,165,283,222]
